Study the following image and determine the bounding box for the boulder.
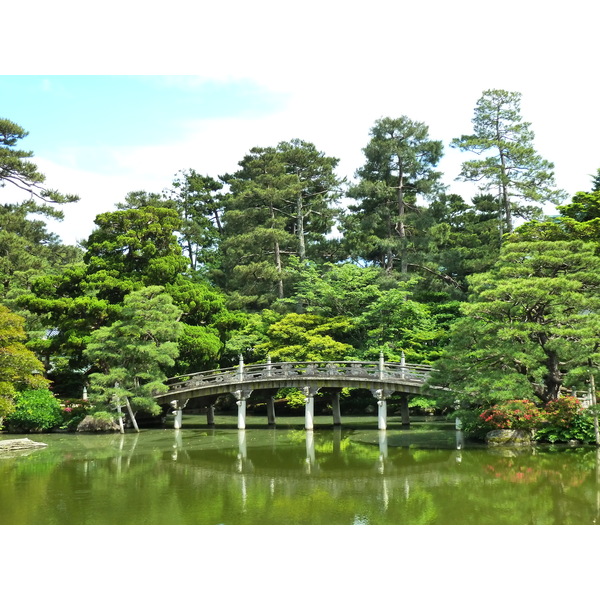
[77,414,121,433]
[0,438,48,452]
[486,429,532,446]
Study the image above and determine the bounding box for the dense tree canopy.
[3,104,599,438]
[430,240,600,406]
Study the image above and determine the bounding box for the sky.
[2,1,600,246]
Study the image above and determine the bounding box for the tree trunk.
[296,195,306,261]
[270,201,285,298]
[125,397,140,433]
[590,372,599,445]
[396,167,408,274]
[496,120,512,233]
[115,402,125,434]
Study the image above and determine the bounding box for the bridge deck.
[158,359,433,404]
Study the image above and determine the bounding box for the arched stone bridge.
[157,354,433,430]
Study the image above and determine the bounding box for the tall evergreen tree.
[342,116,444,274]
[274,139,342,261]
[452,89,566,234]
[163,170,225,272]
[219,141,341,309]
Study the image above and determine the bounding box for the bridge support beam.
[234,389,252,430]
[303,386,320,430]
[267,395,276,427]
[332,391,342,427]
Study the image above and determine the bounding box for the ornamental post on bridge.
[266,355,272,377]
[378,351,385,380]
[238,355,245,382]
[400,351,406,379]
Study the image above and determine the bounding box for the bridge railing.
[163,360,433,394]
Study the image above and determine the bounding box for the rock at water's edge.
[486,429,532,446]
[77,415,120,433]
[0,438,48,452]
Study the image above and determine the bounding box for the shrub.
[479,399,544,433]
[5,389,64,432]
[58,397,90,431]
[537,396,595,443]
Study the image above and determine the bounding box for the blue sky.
[2,1,600,246]
[1,76,285,172]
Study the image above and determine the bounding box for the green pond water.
[2,416,599,525]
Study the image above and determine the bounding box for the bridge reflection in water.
[169,428,466,474]
[168,427,467,518]
[157,353,434,431]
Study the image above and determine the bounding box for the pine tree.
[85,286,182,432]
[342,116,444,274]
[452,89,566,234]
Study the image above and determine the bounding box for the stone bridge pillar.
[234,389,253,430]
[267,395,276,427]
[206,403,215,427]
[170,399,189,429]
[303,385,320,430]
[332,391,342,427]
[371,389,390,430]
[400,396,410,426]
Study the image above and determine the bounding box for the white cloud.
[6,0,600,245]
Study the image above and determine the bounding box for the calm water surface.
[2,417,599,525]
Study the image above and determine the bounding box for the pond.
[1,416,599,525]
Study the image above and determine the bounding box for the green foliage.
[222,310,279,364]
[0,304,49,417]
[5,389,63,432]
[256,312,355,361]
[163,170,225,272]
[431,240,600,406]
[357,286,441,363]
[0,118,79,205]
[536,396,595,443]
[285,260,388,317]
[218,140,341,309]
[342,115,443,273]
[274,387,307,409]
[84,206,189,290]
[85,286,182,418]
[408,395,438,414]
